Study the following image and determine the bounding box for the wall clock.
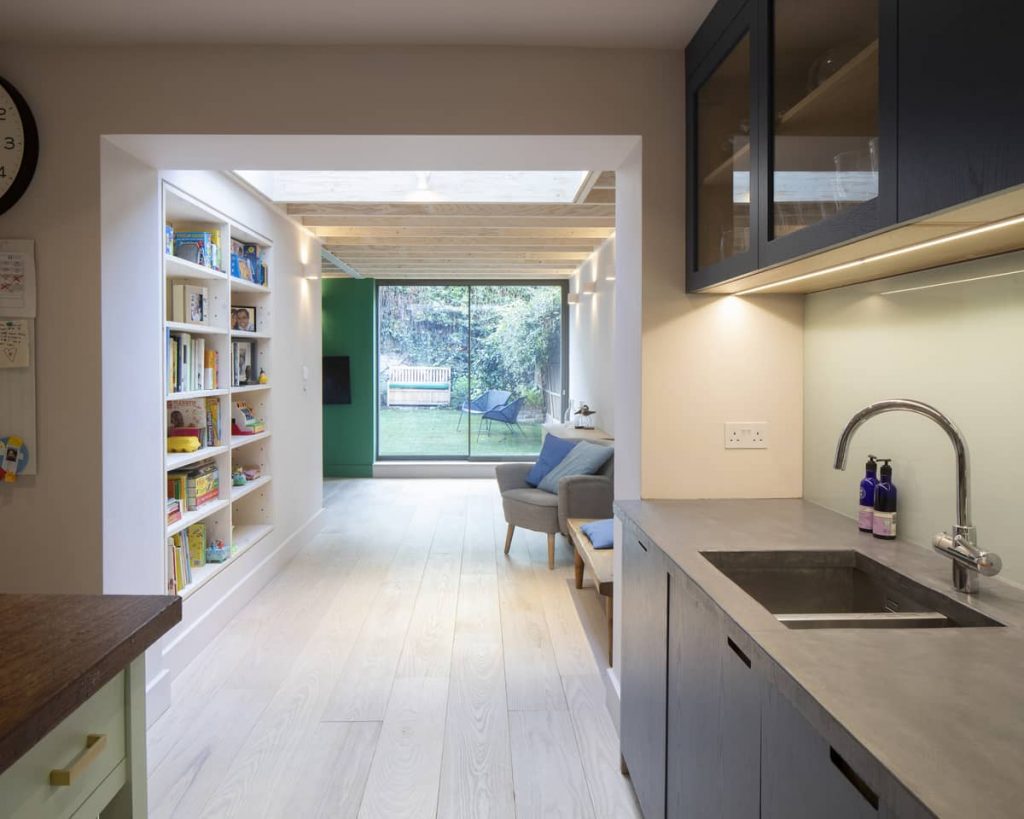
[0,77,39,216]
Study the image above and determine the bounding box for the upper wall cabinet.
[687,0,1024,294]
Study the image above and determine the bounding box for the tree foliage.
[378,285,562,415]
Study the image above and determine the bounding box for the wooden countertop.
[0,594,181,775]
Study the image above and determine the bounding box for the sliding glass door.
[377,282,566,460]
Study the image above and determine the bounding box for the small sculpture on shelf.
[258,368,269,385]
[205,539,230,563]
[232,466,247,486]
[573,404,597,430]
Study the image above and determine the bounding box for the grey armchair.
[495,443,614,569]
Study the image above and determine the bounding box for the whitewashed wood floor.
[148,478,641,819]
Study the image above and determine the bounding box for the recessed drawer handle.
[50,734,107,787]
[829,747,879,810]
[726,637,751,668]
[637,540,648,552]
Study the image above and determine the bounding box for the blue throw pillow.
[538,441,613,494]
[581,519,614,549]
[526,435,578,487]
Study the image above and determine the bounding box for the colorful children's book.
[186,523,207,568]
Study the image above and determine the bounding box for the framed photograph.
[231,305,257,333]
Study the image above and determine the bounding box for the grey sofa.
[495,443,614,569]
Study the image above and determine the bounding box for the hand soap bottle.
[858,455,878,532]
[872,459,897,540]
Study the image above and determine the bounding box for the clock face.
[0,77,39,216]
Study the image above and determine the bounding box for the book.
[205,397,222,446]
[186,523,207,567]
[166,497,181,525]
[168,399,208,445]
[204,348,218,390]
[174,231,221,270]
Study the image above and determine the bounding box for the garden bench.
[386,365,452,406]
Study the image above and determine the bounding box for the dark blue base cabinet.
[619,524,931,819]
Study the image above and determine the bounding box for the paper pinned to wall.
[0,239,37,318]
[0,319,30,368]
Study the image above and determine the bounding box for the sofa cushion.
[525,434,578,487]
[502,487,560,508]
[538,441,614,494]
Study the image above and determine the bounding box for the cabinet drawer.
[0,672,127,819]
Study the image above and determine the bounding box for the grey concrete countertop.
[615,498,1024,818]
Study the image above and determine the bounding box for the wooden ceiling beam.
[318,235,603,248]
[288,202,614,218]
[309,225,614,238]
[334,250,590,261]
[303,216,615,229]
[583,188,615,204]
[593,171,616,189]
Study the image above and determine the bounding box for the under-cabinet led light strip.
[880,267,1024,295]
[736,213,1024,294]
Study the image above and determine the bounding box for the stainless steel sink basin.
[700,550,1003,629]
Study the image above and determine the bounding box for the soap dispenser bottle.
[872,459,897,540]
[858,455,878,532]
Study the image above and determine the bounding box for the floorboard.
[149,478,630,819]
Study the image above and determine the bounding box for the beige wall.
[0,45,804,591]
[569,237,617,435]
[804,251,1024,586]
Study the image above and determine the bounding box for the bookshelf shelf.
[164,254,227,281]
[166,445,229,472]
[163,180,275,602]
[166,321,227,336]
[178,524,274,600]
[230,276,272,294]
[167,388,228,401]
[231,475,272,501]
[231,431,271,450]
[167,497,230,538]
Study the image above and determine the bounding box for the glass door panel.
[377,284,469,458]
[771,0,879,238]
[468,285,563,459]
[696,32,753,270]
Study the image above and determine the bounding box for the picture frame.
[231,305,257,333]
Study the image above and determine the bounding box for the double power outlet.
[724,421,768,449]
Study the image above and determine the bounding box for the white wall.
[0,44,803,598]
[804,251,1024,586]
[569,236,617,435]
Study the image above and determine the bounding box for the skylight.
[235,170,591,203]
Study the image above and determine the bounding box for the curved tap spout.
[833,399,969,528]
[832,399,1000,594]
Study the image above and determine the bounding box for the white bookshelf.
[163,183,274,598]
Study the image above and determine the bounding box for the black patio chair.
[478,396,527,440]
[456,388,511,430]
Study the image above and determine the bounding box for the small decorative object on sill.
[573,404,597,430]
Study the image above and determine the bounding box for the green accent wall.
[322,279,375,477]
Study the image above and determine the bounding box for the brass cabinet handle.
[50,734,107,787]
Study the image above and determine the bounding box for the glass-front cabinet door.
[687,4,758,290]
[760,0,895,265]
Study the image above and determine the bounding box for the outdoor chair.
[478,396,526,440]
[456,388,511,431]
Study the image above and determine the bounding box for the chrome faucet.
[833,399,1002,594]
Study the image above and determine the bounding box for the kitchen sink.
[700,550,1003,629]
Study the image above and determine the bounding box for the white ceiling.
[5,0,714,48]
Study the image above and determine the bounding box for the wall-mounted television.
[323,355,352,405]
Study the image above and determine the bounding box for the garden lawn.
[378,407,543,458]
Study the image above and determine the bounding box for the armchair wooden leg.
[504,524,515,555]
[547,533,555,570]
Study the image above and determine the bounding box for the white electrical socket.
[724,421,768,449]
